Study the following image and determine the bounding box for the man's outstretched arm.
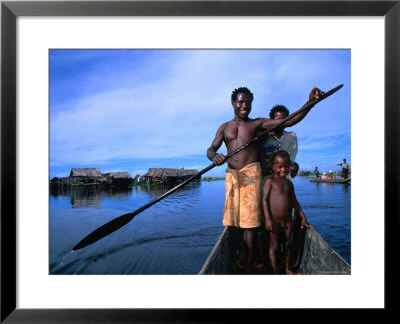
[258,86,324,135]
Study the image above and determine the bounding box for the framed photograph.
[2,0,398,322]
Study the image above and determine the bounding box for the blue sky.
[49,49,350,179]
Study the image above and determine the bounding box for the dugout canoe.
[309,178,351,184]
[199,225,351,275]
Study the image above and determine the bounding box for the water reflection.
[134,182,201,198]
[341,184,350,194]
[50,186,133,208]
[49,182,202,208]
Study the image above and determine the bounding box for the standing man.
[338,158,350,179]
[207,86,323,273]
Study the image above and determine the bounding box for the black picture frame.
[1,0,398,322]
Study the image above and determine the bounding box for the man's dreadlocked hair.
[231,87,254,102]
[269,104,290,119]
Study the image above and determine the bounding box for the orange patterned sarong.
[223,162,262,228]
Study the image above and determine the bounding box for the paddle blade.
[73,212,134,251]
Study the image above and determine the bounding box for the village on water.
[50,167,204,188]
[49,166,350,188]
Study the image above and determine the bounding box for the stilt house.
[140,168,200,184]
[69,168,103,185]
[103,172,132,187]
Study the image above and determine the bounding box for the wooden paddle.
[73,84,343,251]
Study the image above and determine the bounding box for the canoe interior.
[298,227,351,275]
[199,224,350,275]
[199,226,241,275]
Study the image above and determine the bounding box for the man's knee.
[243,229,256,247]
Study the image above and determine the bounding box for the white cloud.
[50,49,350,172]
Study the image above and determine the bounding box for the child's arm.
[262,179,273,231]
[288,181,314,229]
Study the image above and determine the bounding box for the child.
[290,162,299,179]
[262,150,313,274]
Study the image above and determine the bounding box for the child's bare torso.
[268,177,293,225]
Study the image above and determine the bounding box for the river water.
[49,176,350,274]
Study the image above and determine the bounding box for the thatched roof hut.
[162,169,179,178]
[179,169,198,177]
[51,168,134,187]
[69,168,102,178]
[145,168,168,178]
[102,172,132,187]
[141,168,200,184]
[103,172,132,179]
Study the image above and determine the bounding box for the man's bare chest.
[224,122,259,142]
